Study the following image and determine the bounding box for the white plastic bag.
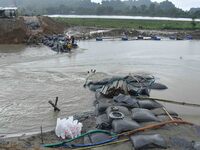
[55,116,83,139]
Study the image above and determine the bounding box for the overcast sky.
[91,0,200,10]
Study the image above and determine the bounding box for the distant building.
[0,7,17,18]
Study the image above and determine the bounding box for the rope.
[137,96,200,107]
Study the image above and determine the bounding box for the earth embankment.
[0,16,65,44]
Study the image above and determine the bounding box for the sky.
[91,0,200,10]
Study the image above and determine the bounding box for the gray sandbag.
[96,114,111,129]
[157,115,179,121]
[124,75,137,84]
[106,106,131,120]
[110,76,125,82]
[89,76,123,87]
[84,132,112,144]
[150,82,168,90]
[94,92,113,104]
[151,108,178,116]
[112,118,140,133]
[193,142,200,150]
[95,102,111,115]
[89,84,104,91]
[113,94,139,108]
[137,100,163,109]
[125,75,154,87]
[127,84,140,96]
[130,134,167,150]
[169,137,194,149]
[132,108,160,122]
[138,87,150,96]
[87,78,110,86]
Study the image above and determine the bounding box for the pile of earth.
[0,16,65,44]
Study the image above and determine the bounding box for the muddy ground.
[0,112,96,150]
[1,111,200,150]
[0,16,65,44]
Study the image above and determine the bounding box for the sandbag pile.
[83,75,200,149]
[92,92,200,149]
[94,93,177,132]
[86,74,168,98]
[42,35,78,53]
[93,93,180,149]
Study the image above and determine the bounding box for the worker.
[66,42,72,51]
[71,36,75,44]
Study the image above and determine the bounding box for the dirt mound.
[0,17,27,44]
[0,16,65,44]
[38,16,65,35]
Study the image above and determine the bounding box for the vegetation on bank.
[55,18,200,30]
[5,0,199,18]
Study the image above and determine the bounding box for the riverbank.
[64,26,200,40]
[1,112,200,150]
[55,18,200,39]
[0,111,96,150]
[1,16,200,45]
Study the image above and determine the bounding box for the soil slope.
[0,16,65,44]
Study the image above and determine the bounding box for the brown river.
[0,39,200,137]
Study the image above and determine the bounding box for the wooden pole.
[40,125,44,144]
[48,99,60,111]
[54,97,58,111]
[162,107,177,125]
[137,96,200,107]
[162,107,174,121]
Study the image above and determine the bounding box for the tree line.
[1,0,200,18]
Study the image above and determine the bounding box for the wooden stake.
[48,97,60,111]
[162,107,177,125]
[40,125,44,144]
[54,97,58,110]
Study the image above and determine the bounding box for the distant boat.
[151,36,161,40]
[169,36,176,40]
[137,35,143,40]
[176,37,184,40]
[96,37,103,41]
[122,36,128,41]
[185,35,193,40]
[143,37,152,40]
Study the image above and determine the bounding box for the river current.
[0,39,200,136]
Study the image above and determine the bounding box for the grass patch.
[55,18,200,30]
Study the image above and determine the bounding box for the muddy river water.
[0,39,200,136]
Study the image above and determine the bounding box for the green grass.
[55,18,200,30]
